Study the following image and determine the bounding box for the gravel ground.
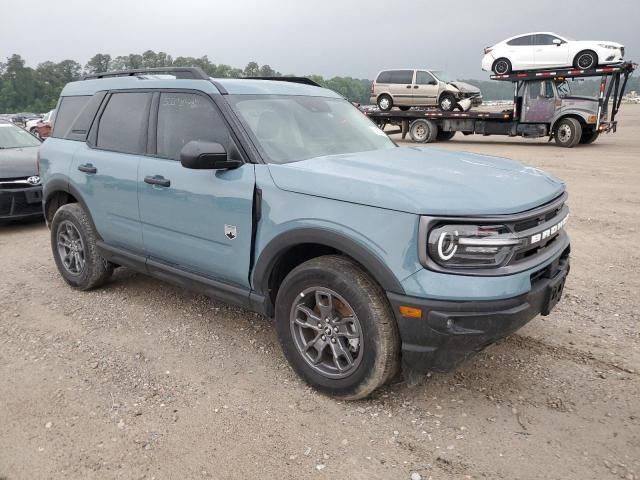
[1,106,639,480]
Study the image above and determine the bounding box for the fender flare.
[252,228,406,298]
[44,180,100,237]
[551,113,588,133]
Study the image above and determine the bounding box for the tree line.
[0,51,372,113]
[1,51,637,113]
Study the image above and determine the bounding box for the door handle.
[413,85,419,88]
[144,175,170,187]
[78,163,97,174]
[406,85,412,89]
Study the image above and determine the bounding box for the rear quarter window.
[51,96,91,139]
[376,71,392,83]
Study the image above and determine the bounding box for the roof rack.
[247,76,321,87]
[490,61,636,81]
[82,67,209,80]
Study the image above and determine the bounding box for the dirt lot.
[1,106,639,480]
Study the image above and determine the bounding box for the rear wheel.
[377,94,393,111]
[274,255,400,400]
[436,129,456,141]
[579,129,599,144]
[409,119,437,143]
[492,58,512,75]
[573,50,598,70]
[398,106,411,111]
[50,203,114,290]
[554,118,582,148]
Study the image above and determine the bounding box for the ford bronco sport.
[40,67,570,400]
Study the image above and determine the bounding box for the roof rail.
[247,76,322,87]
[82,67,209,80]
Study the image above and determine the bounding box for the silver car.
[370,69,482,111]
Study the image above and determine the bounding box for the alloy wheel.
[290,287,363,379]
[57,220,86,275]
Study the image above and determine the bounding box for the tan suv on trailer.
[370,69,482,112]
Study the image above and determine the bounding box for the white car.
[482,32,624,74]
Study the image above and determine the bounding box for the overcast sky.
[3,0,638,80]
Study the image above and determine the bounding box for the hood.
[267,147,564,216]
[575,40,623,48]
[448,81,481,94]
[0,146,39,178]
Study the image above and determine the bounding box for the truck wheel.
[409,119,437,143]
[377,95,393,111]
[436,129,456,141]
[554,118,582,148]
[573,50,598,70]
[50,203,114,290]
[274,255,400,400]
[579,129,599,144]
[492,58,512,75]
[438,93,457,112]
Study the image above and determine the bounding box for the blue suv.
[40,67,570,399]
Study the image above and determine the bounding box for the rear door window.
[51,96,91,139]
[96,92,152,154]
[156,92,230,160]
[390,70,414,84]
[507,35,533,46]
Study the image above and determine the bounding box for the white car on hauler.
[482,32,624,74]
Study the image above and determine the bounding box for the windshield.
[431,71,452,83]
[0,123,41,149]
[556,81,572,98]
[228,95,395,164]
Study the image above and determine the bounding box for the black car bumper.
[0,186,43,221]
[387,250,569,373]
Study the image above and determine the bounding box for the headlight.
[598,44,618,49]
[427,224,521,268]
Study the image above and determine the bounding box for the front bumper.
[388,248,570,373]
[0,185,44,221]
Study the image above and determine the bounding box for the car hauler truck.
[365,62,635,147]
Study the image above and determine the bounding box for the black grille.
[0,189,43,218]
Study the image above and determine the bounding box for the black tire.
[492,58,512,75]
[554,117,582,148]
[377,94,393,111]
[579,129,599,145]
[436,129,456,141]
[438,93,457,112]
[398,106,411,111]
[573,50,598,70]
[274,255,400,400]
[409,119,437,143]
[50,203,114,290]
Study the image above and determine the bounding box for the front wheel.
[436,129,456,141]
[50,203,114,290]
[438,93,457,112]
[274,255,400,400]
[573,50,598,70]
[409,119,437,143]
[579,129,599,144]
[554,118,582,148]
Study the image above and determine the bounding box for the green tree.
[243,61,260,77]
[84,54,111,74]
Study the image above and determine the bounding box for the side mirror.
[553,38,562,46]
[429,80,438,85]
[180,141,241,170]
